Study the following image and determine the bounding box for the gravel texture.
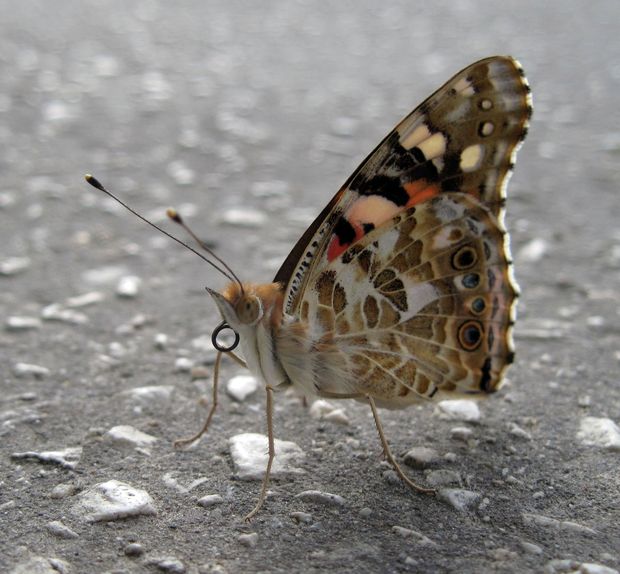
[1,1,619,573]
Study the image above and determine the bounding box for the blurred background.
[1,1,619,573]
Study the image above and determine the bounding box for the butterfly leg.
[244,384,275,522]
[174,350,224,448]
[367,396,435,496]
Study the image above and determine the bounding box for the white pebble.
[174,357,194,372]
[41,303,89,325]
[509,423,533,440]
[226,375,259,402]
[65,291,105,307]
[122,385,175,404]
[11,447,82,470]
[50,482,79,499]
[229,433,305,480]
[104,425,158,449]
[145,556,186,573]
[403,447,439,469]
[522,512,597,534]
[116,275,142,298]
[5,316,42,331]
[436,400,481,423]
[73,479,156,522]
[309,400,350,425]
[580,564,620,574]
[392,525,436,546]
[47,520,79,539]
[438,488,481,512]
[519,540,543,555]
[10,556,71,574]
[518,238,549,262]
[82,265,128,284]
[577,416,620,450]
[154,333,169,350]
[162,473,208,494]
[296,490,345,507]
[238,532,259,547]
[0,256,31,275]
[219,208,267,228]
[198,494,224,507]
[12,362,50,379]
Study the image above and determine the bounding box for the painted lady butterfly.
[87,55,532,520]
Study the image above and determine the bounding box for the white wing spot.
[480,98,493,110]
[417,132,447,161]
[399,123,431,151]
[460,144,484,172]
[480,121,494,136]
[453,77,476,96]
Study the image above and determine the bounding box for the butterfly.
[86,55,532,521]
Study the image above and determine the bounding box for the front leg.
[243,384,276,521]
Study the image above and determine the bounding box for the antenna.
[84,174,242,288]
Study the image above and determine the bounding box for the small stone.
[425,470,462,487]
[104,425,158,449]
[0,256,31,275]
[238,532,259,547]
[11,447,82,470]
[73,480,157,522]
[519,540,543,555]
[522,512,597,534]
[174,357,194,372]
[10,556,71,574]
[509,423,533,440]
[145,556,186,573]
[392,525,436,546]
[578,394,592,407]
[198,494,224,508]
[438,488,481,512]
[162,473,208,494]
[12,362,51,378]
[436,400,481,423]
[518,238,549,262]
[226,375,259,402]
[308,400,350,424]
[296,490,345,507]
[124,543,144,557]
[5,316,42,331]
[191,366,210,380]
[46,520,79,539]
[580,564,620,574]
[82,265,127,285]
[50,482,79,499]
[41,303,89,325]
[577,416,620,450]
[122,385,175,404]
[65,291,105,307]
[116,275,142,298]
[359,507,372,518]
[154,333,169,350]
[403,447,439,469]
[290,511,313,524]
[220,208,267,228]
[229,433,305,480]
[450,426,474,441]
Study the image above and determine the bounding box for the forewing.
[275,56,531,316]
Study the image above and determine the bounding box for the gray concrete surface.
[1,1,619,572]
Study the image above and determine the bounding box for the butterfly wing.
[275,56,531,404]
[274,56,531,317]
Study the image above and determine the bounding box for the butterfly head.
[207,282,283,332]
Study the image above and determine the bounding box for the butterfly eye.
[236,296,261,325]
